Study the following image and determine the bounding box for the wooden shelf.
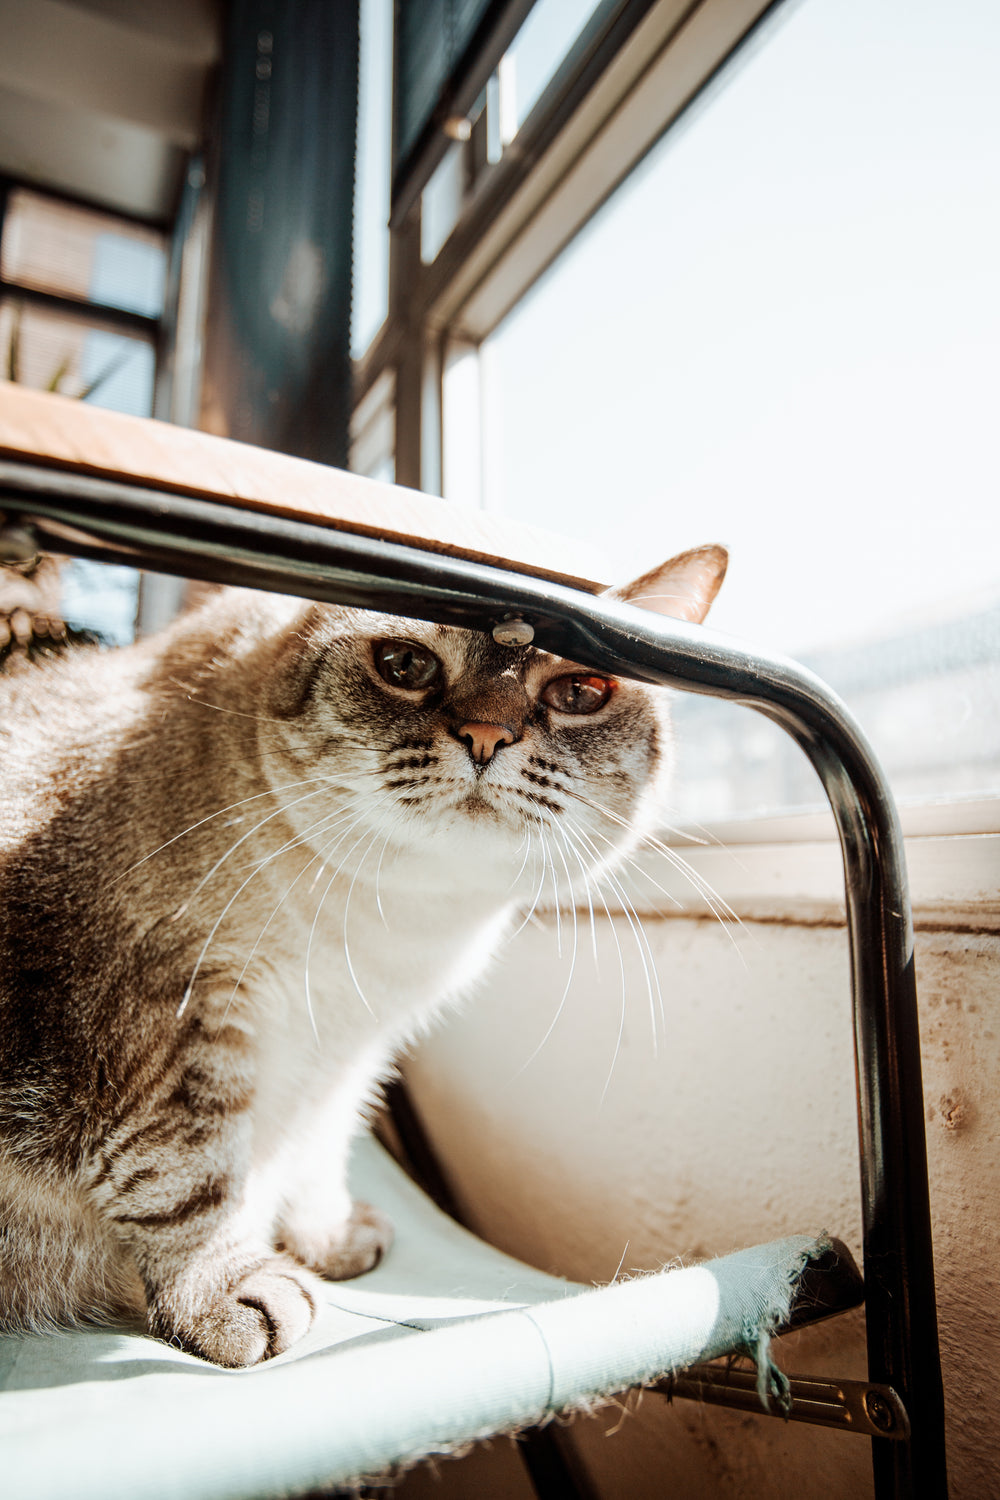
[0,384,606,593]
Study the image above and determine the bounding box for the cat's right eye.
[373,640,442,692]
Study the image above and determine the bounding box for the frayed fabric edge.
[324,1231,835,1494]
[743,1231,833,1417]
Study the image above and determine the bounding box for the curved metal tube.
[0,463,947,1496]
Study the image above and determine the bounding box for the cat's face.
[257,547,727,898]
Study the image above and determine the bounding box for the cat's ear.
[607,544,728,625]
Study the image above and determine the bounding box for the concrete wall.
[392,873,1000,1496]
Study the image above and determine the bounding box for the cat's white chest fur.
[244,846,513,1157]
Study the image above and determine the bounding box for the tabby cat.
[0,544,726,1367]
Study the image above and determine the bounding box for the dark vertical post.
[390,213,425,490]
[757,709,948,1500]
[201,0,360,466]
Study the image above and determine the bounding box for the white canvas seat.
[0,1137,826,1500]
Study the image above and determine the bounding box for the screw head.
[863,1389,896,1434]
[0,521,41,567]
[492,617,534,647]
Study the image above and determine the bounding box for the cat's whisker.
[178,802,344,1017]
[178,782,353,918]
[566,818,666,1052]
[582,775,713,849]
[562,786,748,954]
[512,816,583,1076]
[183,791,388,1019]
[113,774,341,886]
[340,832,386,1026]
[651,849,750,963]
[215,815,380,1031]
[240,796,371,877]
[303,827,374,1040]
[610,1240,631,1284]
[548,814,600,974]
[536,824,563,959]
[625,838,750,970]
[582,827,685,913]
[373,828,394,929]
[550,822,580,971]
[342,809,408,1018]
[605,868,666,1049]
[508,828,534,896]
[303,796,409,1029]
[170,690,293,727]
[654,805,733,850]
[557,821,629,1104]
[215,838,336,1032]
[173,686,396,756]
[585,825,726,938]
[220,843,330,1026]
[507,829,551,942]
[561,817,657,1042]
[555,814,600,970]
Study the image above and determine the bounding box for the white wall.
[395,878,1000,1496]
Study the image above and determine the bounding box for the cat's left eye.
[541,674,615,714]
[374,640,442,692]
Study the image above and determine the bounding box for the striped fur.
[0,549,725,1365]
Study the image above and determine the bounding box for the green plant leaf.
[78,343,135,401]
[46,354,73,393]
[5,303,22,384]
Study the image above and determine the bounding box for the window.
[352,0,394,359]
[1,187,165,403]
[474,0,1000,816]
[0,187,168,644]
[416,0,610,265]
[362,0,998,822]
[501,0,605,132]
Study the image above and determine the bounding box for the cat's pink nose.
[457,722,516,766]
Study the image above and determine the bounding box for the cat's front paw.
[150,1254,320,1368]
[279,1200,395,1281]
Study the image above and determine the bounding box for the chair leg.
[516,1426,600,1500]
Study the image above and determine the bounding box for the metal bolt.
[863,1389,896,1434]
[492,617,534,647]
[0,519,41,568]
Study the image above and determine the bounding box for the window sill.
[601,797,1000,932]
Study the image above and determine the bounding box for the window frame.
[620,799,1000,932]
[352,0,1000,864]
[0,179,166,352]
[0,178,177,640]
[356,0,778,433]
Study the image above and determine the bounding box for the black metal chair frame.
[0,458,948,1499]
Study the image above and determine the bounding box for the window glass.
[418,0,609,263]
[421,142,465,264]
[349,370,396,482]
[480,0,1000,815]
[1,188,166,317]
[1,191,166,646]
[0,300,153,411]
[352,0,393,357]
[0,300,153,646]
[393,0,494,176]
[500,0,604,135]
[57,560,144,648]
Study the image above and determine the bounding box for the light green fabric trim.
[0,1138,822,1499]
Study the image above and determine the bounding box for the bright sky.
[481,0,1000,656]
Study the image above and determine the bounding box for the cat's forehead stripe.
[396,624,542,680]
